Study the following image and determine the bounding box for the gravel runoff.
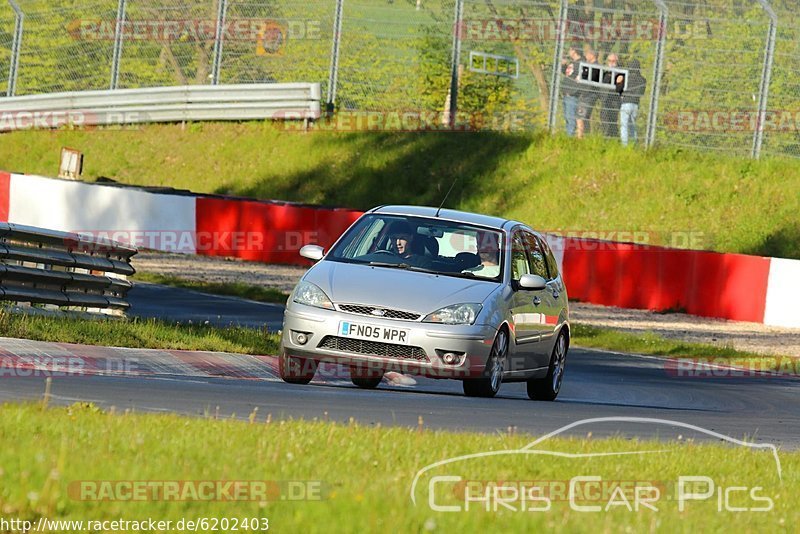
[134,251,800,357]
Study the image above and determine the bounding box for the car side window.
[511,234,529,281]
[523,232,548,279]
[541,238,559,280]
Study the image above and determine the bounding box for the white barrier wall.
[3,171,800,329]
[763,258,800,328]
[8,174,197,253]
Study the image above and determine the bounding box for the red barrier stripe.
[0,171,10,222]
[562,238,771,323]
[195,197,362,265]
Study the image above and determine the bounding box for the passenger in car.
[464,231,501,278]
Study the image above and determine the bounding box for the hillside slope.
[1,122,798,258]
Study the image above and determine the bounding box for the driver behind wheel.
[387,221,416,259]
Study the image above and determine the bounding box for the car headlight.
[423,303,482,325]
[292,281,334,310]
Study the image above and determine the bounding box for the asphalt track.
[1,284,798,448]
[127,282,285,330]
[1,338,798,448]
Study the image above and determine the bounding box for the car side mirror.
[518,273,547,291]
[299,244,324,261]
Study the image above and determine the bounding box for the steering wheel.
[373,249,398,256]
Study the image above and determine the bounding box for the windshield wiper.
[368,261,410,269]
[368,261,439,275]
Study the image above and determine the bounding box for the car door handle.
[533,296,541,306]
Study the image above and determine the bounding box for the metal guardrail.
[0,83,321,130]
[0,223,137,312]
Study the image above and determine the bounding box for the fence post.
[547,0,568,133]
[6,0,23,97]
[109,0,127,90]
[448,0,464,128]
[210,0,229,85]
[645,0,667,149]
[326,0,344,110]
[752,0,777,159]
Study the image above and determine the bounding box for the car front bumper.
[281,303,498,379]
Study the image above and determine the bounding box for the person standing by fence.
[619,58,646,146]
[561,46,583,137]
[600,53,621,138]
[576,48,600,139]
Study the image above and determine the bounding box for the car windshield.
[327,214,504,281]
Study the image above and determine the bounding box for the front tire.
[527,330,568,401]
[278,351,317,384]
[463,328,508,398]
[350,365,384,389]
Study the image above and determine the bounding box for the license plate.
[339,321,410,345]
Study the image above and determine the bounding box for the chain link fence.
[2,0,800,158]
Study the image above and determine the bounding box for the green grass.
[0,306,782,363]
[0,311,280,355]
[0,402,796,532]
[133,272,290,304]
[570,323,785,360]
[1,123,799,258]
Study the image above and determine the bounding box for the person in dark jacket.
[561,46,583,137]
[599,53,621,138]
[619,58,646,146]
[576,48,600,138]
[576,48,603,139]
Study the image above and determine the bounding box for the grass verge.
[1,123,799,258]
[570,323,786,360]
[0,306,782,363]
[0,311,280,355]
[133,272,290,304]
[0,402,795,532]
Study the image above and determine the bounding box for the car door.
[540,234,568,345]
[523,231,561,368]
[509,231,541,373]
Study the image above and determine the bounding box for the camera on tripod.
[578,62,629,92]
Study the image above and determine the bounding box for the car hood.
[303,260,499,314]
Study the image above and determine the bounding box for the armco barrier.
[0,222,136,312]
[0,84,322,131]
[0,171,797,327]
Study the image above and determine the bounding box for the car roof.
[370,205,520,231]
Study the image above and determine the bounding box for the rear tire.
[278,351,317,384]
[527,330,568,401]
[462,328,508,398]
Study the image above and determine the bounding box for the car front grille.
[318,336,428,361]
[337,304,420,321]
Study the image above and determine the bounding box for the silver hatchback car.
[280,205,570,400]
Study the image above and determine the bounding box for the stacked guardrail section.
[0,83,322,131]
[0,222,136,312]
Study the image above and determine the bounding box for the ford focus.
[280,205,570,399]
